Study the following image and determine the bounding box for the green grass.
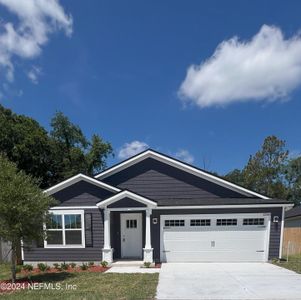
[273,254,301,274]
[0,264,159,299]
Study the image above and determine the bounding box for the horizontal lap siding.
[23,208,104,262]
[53,181,114,206]
[151,207,282,262]
[104,158,248,200]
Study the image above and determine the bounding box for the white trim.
[108,207,149,212]
[21,240,24,261]
[96,190,157,208]
[50,206,98,210]
[155,204,293,209]
[44,209,85,249]
[45,173,120,195]
[265,215,271,261]
[160,213,271,262]
[95,150,269,199]
[279,206,285,259]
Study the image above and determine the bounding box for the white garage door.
[161,213,270,262]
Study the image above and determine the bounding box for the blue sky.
[1,0,301,174]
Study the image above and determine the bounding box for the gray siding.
[108,197,146,208]
[150,207,283,262]
[285,217,301,228]
[103,158,249,201]
[53,181,114,206]
[23,208,104,262]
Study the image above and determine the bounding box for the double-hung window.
[45,210,85,248]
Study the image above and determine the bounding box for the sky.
[1,0,301,175]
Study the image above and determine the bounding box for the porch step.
[111,260,143,267]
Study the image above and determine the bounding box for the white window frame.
[44,209,85,249]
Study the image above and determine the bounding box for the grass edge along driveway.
[272,254,301,274]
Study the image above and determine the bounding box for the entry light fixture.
[152,218,158,225]
[273,216,279,223]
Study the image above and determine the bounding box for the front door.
[120,213,142,258]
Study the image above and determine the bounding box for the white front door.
[121,213,142,258]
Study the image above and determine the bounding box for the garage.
[160,213,271,262]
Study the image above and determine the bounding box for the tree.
[242,136,288,198]
[0,105,113,188]
[285,157,301,205]
[0,155,56,282]
[0,105,51,188]
[49,112,113,183]
[224,169,245,187]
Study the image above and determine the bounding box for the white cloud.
[179,25,301,108]
[118,141,149,160]
[0,0,72,82]
[175,149,194,164]
[27,66,42,84]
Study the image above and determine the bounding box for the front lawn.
[273,254,301,274]
[0,264,159,299]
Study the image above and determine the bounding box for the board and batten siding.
[150,207,283,262]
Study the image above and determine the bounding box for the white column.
[102,208,113,264]
[143,208,153,263]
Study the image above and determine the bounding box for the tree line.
[224,136,301,205]
[0,104,300,205]
[0,104,113,188]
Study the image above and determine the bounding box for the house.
[283,206,301,256]
[23,149,293,265]
[0,239,11,263]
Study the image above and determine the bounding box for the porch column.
[143,208,153,263]
[102,208,113,264]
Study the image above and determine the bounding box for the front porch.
[97,190,157,264]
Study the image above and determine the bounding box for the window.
[165,220,185,227]
[243,218,264,225]
[126,219,137,228]
[190,219,211,226]
[216,219,237,226]
[45,210,85,248]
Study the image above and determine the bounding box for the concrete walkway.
[105,266,160,273]
[105,261,160,273]
[156,263,301,299]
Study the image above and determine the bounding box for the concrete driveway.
[156,263,301,299]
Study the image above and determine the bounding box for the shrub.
[88,261,94,267]
[61,262,69,270]
[15,265,22,273]
[70,262,77,269]
[144,262,151,268]
[53,263,61,271]
[100,261,108,268]
[23,264,33,272]
[37,263,48,272]
[80,263,88,270]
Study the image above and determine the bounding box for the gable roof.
[285,206,301,219]
[45,173,121,195]
[96,190,157,208]
[94,149,269,199]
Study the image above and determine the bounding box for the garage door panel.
[164,250,266,262]
[161,214,269,262]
